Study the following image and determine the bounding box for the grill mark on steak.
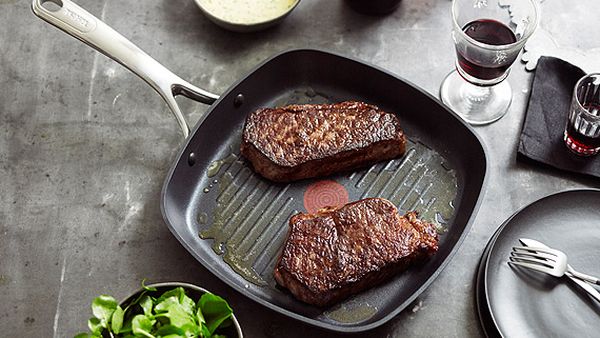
[274,198,439,307]
[240,101,406,182]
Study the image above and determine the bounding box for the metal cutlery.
[509,238,600,302]
[509,245,569,277]
[510,243,600,284]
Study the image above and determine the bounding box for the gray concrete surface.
[1,0,599,337]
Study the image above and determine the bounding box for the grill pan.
[33,0,487,333]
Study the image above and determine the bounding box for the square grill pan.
[161,49,487,332]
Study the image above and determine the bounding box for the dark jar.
[346,0,403,15]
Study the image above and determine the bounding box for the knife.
[519,238,600,302]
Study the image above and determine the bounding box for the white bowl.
[194,0,300,32]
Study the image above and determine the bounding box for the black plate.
[161,49,487,332]
[475,221,503,338]
[484,189,600,337]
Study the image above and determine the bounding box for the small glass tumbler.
[564,73,600,156]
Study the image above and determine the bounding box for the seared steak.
[240,101,406,182]
[274,198,439,307]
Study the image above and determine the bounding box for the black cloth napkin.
[517,56,600,177]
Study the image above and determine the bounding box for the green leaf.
[180,322,201,337]
[196,306,205,324]
[77,333,102,338]
[180,293,196,314]
[118,316,133,334]
[141,279,157,292]
[198,293,233,334]
[111,305,124,333]
[199,324,212,338]
[154,303,195,328]
[73,333,92,338]
[155,289,194,316]
[124,290,148,312]
[155,287,185,305]
[154,324,185,336]
[91,295,117,326]
[139,295,154,316]
[217,317,232,329]
[132,314,156,338]
[155,296,179,313]
[87,317,102,335]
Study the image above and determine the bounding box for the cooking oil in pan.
[322,302,378,324]
[200,155,294,286]
[207,153,237,177]
[350,139,457,225]
[197,212,208,225]
[198,139,457,287]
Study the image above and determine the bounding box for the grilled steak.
[274,198,439,307]
[240,101,406,182]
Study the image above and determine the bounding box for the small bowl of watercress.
[75,281,243,338]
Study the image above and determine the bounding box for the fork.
[509,246,600,285]
[519,238,600,303]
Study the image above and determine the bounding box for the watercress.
[75,282,234,338]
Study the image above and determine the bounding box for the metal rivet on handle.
[188,152,196,166]
[234,93,244,107]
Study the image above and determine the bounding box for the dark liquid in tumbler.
[566,103,600,150]
[456,19,518,80]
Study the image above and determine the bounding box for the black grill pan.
[162,50,487,332]
[34,0,487,333]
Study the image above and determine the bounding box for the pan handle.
[31,0,219,139]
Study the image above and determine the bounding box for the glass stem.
[461,82,492,108]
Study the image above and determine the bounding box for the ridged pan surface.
[161,49,487,332]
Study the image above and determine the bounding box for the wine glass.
[440,0,539,125]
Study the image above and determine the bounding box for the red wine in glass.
[456,19,518,80]
[565,124,600,150]
[565,103,600,153]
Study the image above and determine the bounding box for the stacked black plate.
[475,189,600,337]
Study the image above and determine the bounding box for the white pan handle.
[31,0,219,139]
